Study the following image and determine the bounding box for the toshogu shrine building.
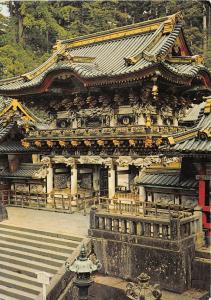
[0,12,210,295]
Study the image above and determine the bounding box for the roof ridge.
[53,12,183,52]
[58,15,170,46]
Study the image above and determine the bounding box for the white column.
[138,113,145,125]
[157,113,163,126]
[110,115,116,127]
[139,185,146,201]
[71,164,78,196]
[46,164,53,194]
[108,164,115,199]
[72,118,78,129]
[173,116,178,126]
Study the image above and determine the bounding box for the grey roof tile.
[0,163,42,178]
[0,122,15,142]
[0,141,37,153]
[138,172,197,189]
[0,19,209,92]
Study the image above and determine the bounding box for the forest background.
[0,0,210,78]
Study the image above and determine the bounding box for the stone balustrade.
[90,207,200,241]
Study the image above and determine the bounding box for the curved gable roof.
[0,12,210,95]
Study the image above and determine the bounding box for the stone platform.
[3,207,90,236]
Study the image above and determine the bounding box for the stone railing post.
[90,206,97,229]
[170,214,181,240]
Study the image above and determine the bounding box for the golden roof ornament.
[113,139,121,147]
[71,140,78,147]
[59,140,66,147]
[191,55,204,65]
[144,137,153,148]
[21,139,30,149]
[155,138,163,146]
[34,140,42,147]
[203,96,211,114]
[97,140,105,147]
[129,139,136,147]
[47,140,54,148]
[84,140,92,147]
[145,116,151,128]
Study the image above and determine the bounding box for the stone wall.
[89,208,200,293]
[90,233,195,293]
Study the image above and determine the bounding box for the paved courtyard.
[3,207,90,237]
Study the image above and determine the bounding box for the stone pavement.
[2,207,90,237]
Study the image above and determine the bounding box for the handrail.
[0,189,98,214]
[90,206,200,241]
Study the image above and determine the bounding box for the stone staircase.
[0,223,84,300]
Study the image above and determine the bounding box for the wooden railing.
[0,190,97,215]
[98,197,195,217]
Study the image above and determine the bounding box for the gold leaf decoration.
[34,140,42,147]
[97,140,105,146]
[71,140,78,147]
[59,140,66,147]
[47,140,53,148]
[21,139,30,149]
[144,137,153,148]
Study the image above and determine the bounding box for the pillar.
[32,154,40,163]
[173,116,178,126]
[46,164,53,194]
[108,164,115,199]
[93,165,100,192]
[138,113,145,125]
[110,115,116,127]
[157,113,163,126]
[71,164,78,196]
[198,180,205,208]
[139,186,146,201]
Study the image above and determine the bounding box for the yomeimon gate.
[0,12,210,212]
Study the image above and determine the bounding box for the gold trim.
[23,49,95,81]
[167,55,204,65]
[174,131,198,143]
[21,13,182,81]
[0,99,36,122]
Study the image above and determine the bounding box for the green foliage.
[0,0,209,78]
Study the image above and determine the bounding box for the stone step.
[0,233,73,253]
[0,262,47,278]
[0,276,40,295]
[0,269,42,288]
[0,285,37,300]
[0,253,59,275]
[0,223,83,242]
[0,293,15,300]
[0,247,63,268]
[0,224,85,300]
[0,240,70,260]
[0,227,80,248]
